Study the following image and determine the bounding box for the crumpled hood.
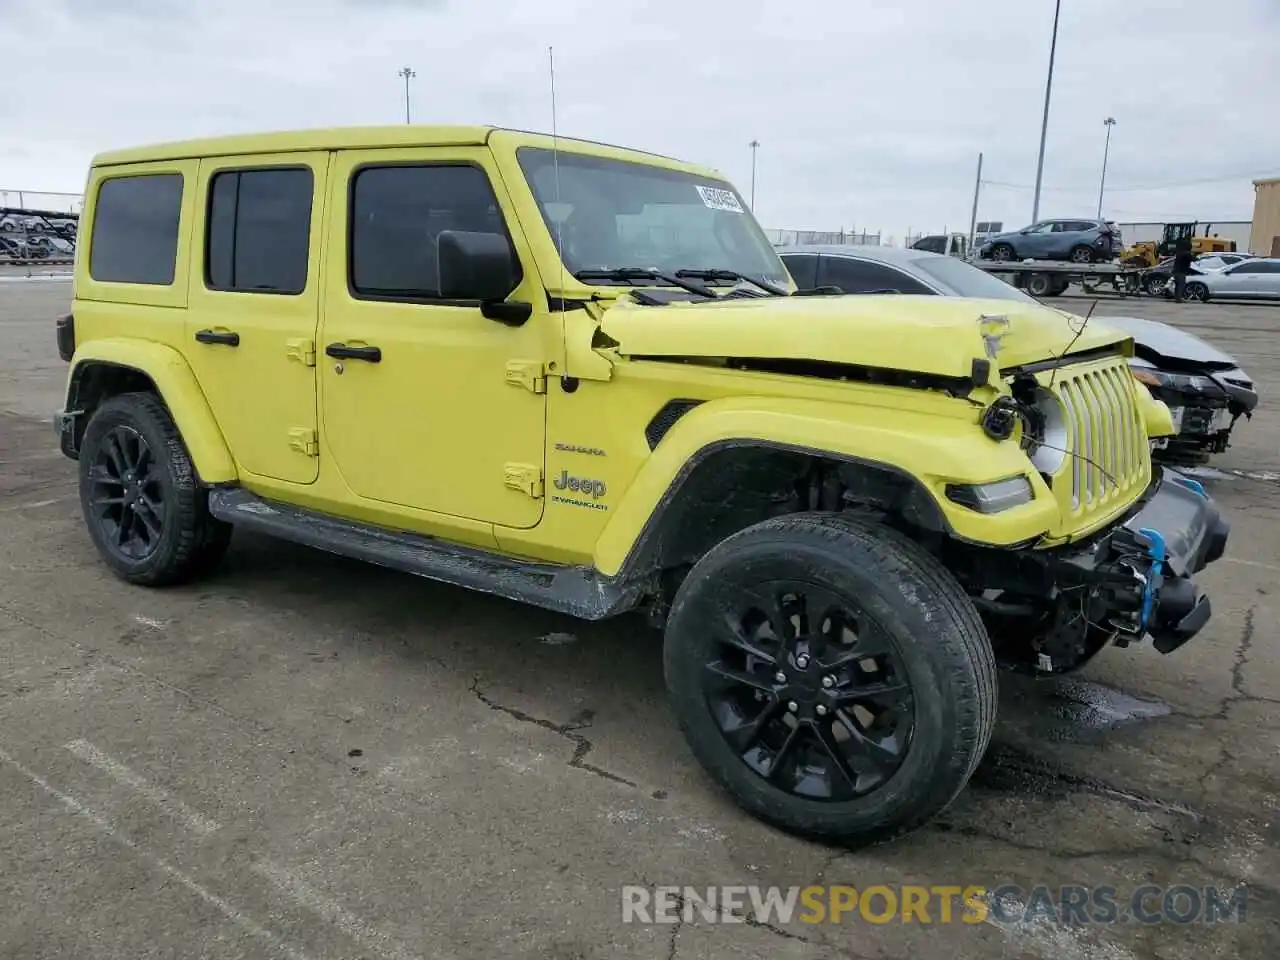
[598,294,1129,378]
[1094,315,1240,369]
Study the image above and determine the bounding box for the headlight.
[1129,364,1221,394]
[946,476,1034,513]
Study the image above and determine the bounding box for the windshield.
[912,255,1037,304]
[516,147,789,288]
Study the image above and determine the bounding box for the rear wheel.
[1026,273,1056,297]
[1069,245,1095,264]
[78,392,232,586]
[989,243,1015,262]
[1143,274,1167,296]
[663,513,996,846]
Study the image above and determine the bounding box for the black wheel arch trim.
[614,438,963,581]
[59,360,163,459]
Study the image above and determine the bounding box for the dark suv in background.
[977,218,1122,263]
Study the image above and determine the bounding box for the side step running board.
[207,488,640,621]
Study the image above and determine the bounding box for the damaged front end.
[1132,363,1259,463]
[961,468,1229,674]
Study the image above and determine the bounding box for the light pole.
[1097,117,1116,218]
[748,140,760,211]
[1030,0,1062,223]
[397,66,416,124]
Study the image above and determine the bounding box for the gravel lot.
[1,278,1277,959]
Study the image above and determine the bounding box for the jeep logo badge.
[554,469,607,499]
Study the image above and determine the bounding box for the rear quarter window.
[89,173,184,285]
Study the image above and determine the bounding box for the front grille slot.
[1046,360,1149,518]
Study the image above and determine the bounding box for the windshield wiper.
[574,267,716,298]
[673,268,788,297]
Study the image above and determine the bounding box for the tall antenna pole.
[1097,117,1116,218]
[1030,0,1062,223]
[397,66,416,124]
[968,152,984,254]
[747,140,757,211]
[549,47,565,306]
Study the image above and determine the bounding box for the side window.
[206,167,313,294]
[1230,262,1265,274]
[1028,222,1055,234]
[817,257,933,295]
[89,173,183,284]
[350,164,513,300]
[780,254,818,289]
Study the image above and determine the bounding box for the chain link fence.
[764,228,882,247]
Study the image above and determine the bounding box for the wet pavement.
[1,282,1277,959]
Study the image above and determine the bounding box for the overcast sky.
[2,0,1277,239]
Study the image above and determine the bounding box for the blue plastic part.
[1137,526,1167,629]
[1170,474,1208,500]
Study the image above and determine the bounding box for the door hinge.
[286,338,317,366]
[503,462,544,499]
[288,428,319,457]
[505,359,547,394]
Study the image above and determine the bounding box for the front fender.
[593,396,1059,577]
[67,339,237,483]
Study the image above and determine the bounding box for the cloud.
[1,0,1276,237]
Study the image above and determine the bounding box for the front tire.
[78,392,232,586]
[663,513,996,846]
[1185,282,1209,302]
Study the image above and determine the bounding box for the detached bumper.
[1057,468,1228,654]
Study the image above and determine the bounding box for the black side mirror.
[437,230,517,300]
[436,230,531,327]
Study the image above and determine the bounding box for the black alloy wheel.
[87,424,165,561]
[703,581,915,801]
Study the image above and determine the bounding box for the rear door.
[184,153,327,484]
[1249,260,1280,298]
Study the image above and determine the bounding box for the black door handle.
[195,329,240,346]
[326,343,382,362]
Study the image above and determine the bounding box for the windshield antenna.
[548,46,566,323]
[1047,297,1098,390]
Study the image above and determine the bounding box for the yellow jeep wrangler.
[54,126,1229,845]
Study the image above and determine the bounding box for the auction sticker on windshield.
[695,185,744,213]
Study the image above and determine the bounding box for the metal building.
[1250,177,1280,256]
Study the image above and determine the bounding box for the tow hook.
[1115,525,1211,654]
[1135,526,1166,631]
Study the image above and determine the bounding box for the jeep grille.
[1046,358,1151,516]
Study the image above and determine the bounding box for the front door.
[317,147,549,529]
[184,153,328,484]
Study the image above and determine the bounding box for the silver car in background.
[1182,258,1280,302]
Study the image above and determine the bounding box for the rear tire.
[78,392,232,586]
[1026,273,1055,297]
[989,243,1015,262]
[1069,245,1095,264]
[663,512,996,846]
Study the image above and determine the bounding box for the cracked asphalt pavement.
[1,279,1277,959]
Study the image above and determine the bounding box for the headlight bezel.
[945,475,1035,514]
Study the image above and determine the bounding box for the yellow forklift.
[1121,221,1237,268]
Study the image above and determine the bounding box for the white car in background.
[1180,258,1280,302]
